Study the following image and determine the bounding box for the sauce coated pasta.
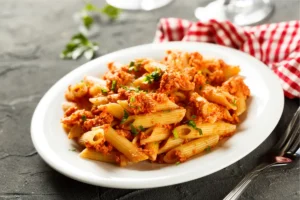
[61,50,250,166]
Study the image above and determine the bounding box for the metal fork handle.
[223,162,275,200]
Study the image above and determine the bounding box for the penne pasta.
[201,85,237,110]
[100,103,124,119]
[145,142,159,161]
[89,97,109,105]
[163,135,219,163]
[68,124,84,139]
[158,137,184,154]
[117,100,131,111]
[78,129,105,147]
[126,109,186,128]
[140,127,170,145]
[62,102,76,111]
[103,126,148,162]
[174,122,236,139]
[80,148,116,163]
[154,100,179,111]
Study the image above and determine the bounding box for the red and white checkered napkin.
[154,18,300,98]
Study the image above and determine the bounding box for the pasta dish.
[61,50,250,166]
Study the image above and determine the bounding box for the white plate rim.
[31,42,284,189]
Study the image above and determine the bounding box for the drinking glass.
[195,0,274,26]
[106,0,174,11]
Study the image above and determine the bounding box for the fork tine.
[275,107,300,155]
[286,127,300,156]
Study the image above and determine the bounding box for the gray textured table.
[0,0,299,199]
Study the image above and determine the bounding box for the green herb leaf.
[175,161,180,165]
[60,33,98,60]
[191,115,196,119]
[111,80,117,91]
[139,126,145,132]
[120,110,129,124]
[81,13,94,29]
[173,129,179,139]
[129,61,135,67]
[187,120,202,135]
[84,3,98,11]
[143,71,162,84]
[130,96,135,103]
[101,88,108,94]
[130,124,139,136]
[81,115,87,121]
[232,99,237,106]
[101,4,121,20]
[204,146,211,152]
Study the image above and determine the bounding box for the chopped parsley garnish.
[191,115,196,119]
[101,4,121,20]
[111,80,117,91]
[204,146,211,152]
[101,88,108,94]
[130,96,135,103]
[120,110,129,124]
[143,71,162,84]
[81,115,87,122]
[129,61,135,67]
[60,33,99,60]
[232,99,237,106]
[139,126,145,132]
[128,61,140,72]
[175,161,180,165]
[187,120,202,135]
[173,129,179,139]
[130,124,139,136]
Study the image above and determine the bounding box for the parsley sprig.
[130,124,145,136]
[60,33,99,60]
[143,71,162,84]
[187,120,202,135]
[81,3,121,30]
[120,110,129,124]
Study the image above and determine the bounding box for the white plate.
[31,42,284,189]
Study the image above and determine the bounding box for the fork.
[224,107,300,200]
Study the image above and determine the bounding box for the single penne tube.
[78,129,105,147]
[201,85,237,110]
[173,91,186,101]
[144,61,167,72]
[140,127,170,145]
[84,75,107,86]
[158,137,184,154]
[100,103,124,119]
[145,142,159,161]
[154,100,179,111]
[80,148,116,163]
[117,100,131,111]
[89,96,108,105]
[235,94,246,116]
[62,102,76,111]
[68,124,84,139]
[174,122,236,139]
[127,109,186,128]
[119,154,130,167]
[103,125,148,162]
[163,135,219,163]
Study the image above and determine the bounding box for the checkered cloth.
[154,18,300,98]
